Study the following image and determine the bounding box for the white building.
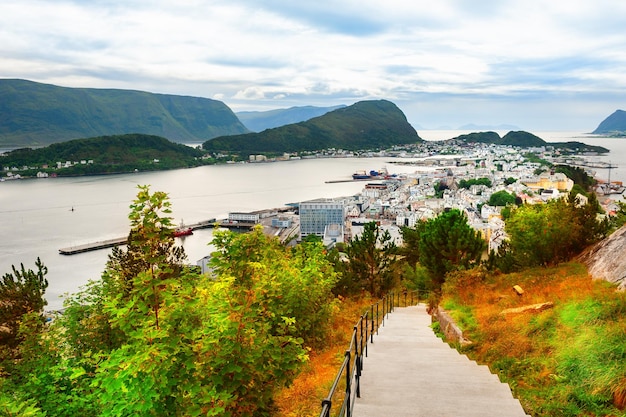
[228,212,260,223]
[299,199,345,239]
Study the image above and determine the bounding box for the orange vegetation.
[273,296,374,417]
[441,262,626,416]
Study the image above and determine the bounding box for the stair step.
[353,305,530,417]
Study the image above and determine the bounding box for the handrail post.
[360,315,366,361]
[370,305,374,343]
[356,355,362,398]
[376,302,379,333]
[345,350,352,417]
[321,399,331,417]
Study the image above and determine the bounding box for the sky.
[1,0,625,131]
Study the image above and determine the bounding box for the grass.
[272,296,374,417]
[439,262,626,416]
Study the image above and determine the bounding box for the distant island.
[0,79,248,147]
[0,134,208,178]
[203,100,423,158]
[451,131,609,153]
[592,109,626,136]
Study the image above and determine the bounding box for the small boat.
[174,220,193,237]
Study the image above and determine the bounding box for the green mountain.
[204,100,422,156]
[592,109,626,135]
[0,79,248,147]
[236,105,346,132]
[453,130,608,153]
[0,133,207,176]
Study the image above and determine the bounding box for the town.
[213,139,621,271]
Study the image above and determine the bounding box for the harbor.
[58,218,217,255]
[58,209,294,255]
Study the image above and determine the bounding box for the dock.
[58,218,217,255]
[58,237,128,255]
[217,221,257,229]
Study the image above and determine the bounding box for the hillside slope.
[236,105,346,132]
[0,79,248,146]
[204,100,422,156]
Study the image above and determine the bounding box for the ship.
[352,170,372,179]
[174,220,193,237]
[352,168,390,180]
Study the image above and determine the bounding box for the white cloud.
[0,0,625,130]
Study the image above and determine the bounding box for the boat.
[352,170,372,179]
[352,168,389,180]
[174,220,193,237]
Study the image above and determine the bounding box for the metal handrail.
[318,290,428,417]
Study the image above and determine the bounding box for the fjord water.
[0,157,411,310]
[0,131,623,310]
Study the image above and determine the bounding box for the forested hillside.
[0,134,207,176]
[0,79,248,147]
[203,100,422,157]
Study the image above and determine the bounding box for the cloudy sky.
[1,0,625,131]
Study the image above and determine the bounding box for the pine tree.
[419,209,485,289]
[0,258,48,348]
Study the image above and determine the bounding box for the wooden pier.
[58,218,217,255]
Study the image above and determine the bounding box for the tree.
[339,221,398,297]
[555,164,596,191]
[504,196,607,268]
[400,221,426,266]
[419,209,486,290]
[2,187,340,416]
[106,185,187,301]
[0,258,48,348]
[458,177,492,189]
[488,190,517,207]
[433,181,449,198]
[210,226,338,347]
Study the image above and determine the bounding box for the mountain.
[0,133,206,176]
[203,100,422,156]
[452,130,608,153]
[457,123,520,131]
[592,110,626,135]
[0,79,248,147]
[236,105,346,132]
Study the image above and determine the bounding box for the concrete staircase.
[353,304,531,417]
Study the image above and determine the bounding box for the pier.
[58,218,217,255]
[58,237,128,255]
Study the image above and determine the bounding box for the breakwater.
[59,218,217,255]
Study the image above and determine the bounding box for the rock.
[578,225,626,290]
[500,302,554,315]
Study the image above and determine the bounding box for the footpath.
[353,304,531,417]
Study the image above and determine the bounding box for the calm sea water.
[1,130,624,310]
